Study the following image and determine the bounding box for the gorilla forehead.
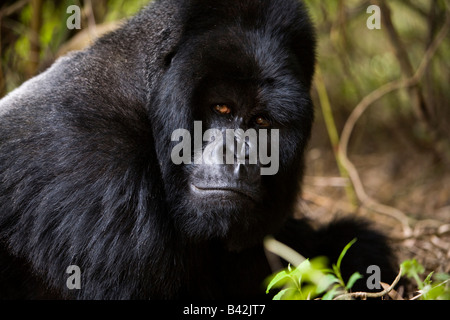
[197,29,289,80]
[174,0,316,98]
[179,0,315,71]
[182,29,312,124]
[184,0,312,34]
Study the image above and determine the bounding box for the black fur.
[0,0,396,299]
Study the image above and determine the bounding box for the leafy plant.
[401,259,450,300]
[266,238,363,300]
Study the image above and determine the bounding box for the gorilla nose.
[202,129,257,166]
[230,162,260,184]
[191,129,262,200]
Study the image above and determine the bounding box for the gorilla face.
[151,3,315,249]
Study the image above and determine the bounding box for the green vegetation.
[266,239,363,300]
[266,240,450,300]
[401,259,450,300]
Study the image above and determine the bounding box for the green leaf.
[321,267,334,274]
[401,259,425,278]
[332,264,345,287]
[422,285,442,300]
[291,259,311,279]
[336,238,357,272]
[301,284,318,300]
[266,270,290,294]
[322,284,342,300]
[401,259,425,289]
[273,288,292,300]
[316,274,339,294]
[423,279,450,300]
[424,272,434,286]
[331,238,357,287]
[346,272,363,290]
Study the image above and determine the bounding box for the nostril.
[234,139,252,164]
[219,128,259,166]
[229,163,261,185]
[234,163,242,176]
[245,140,251,159]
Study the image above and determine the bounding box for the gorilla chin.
[167,163,273,250]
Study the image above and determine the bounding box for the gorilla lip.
[191,183,258,202]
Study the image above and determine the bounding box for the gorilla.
[0,0,397,299]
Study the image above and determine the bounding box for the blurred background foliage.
[0,0,449,275]
[0,0,148,91]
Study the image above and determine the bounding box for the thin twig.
[410,292,423,300]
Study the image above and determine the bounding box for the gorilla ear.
[164,50,177,67]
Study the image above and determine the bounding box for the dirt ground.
[295,147,450,298]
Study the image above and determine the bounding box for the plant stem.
[314,66,358,208]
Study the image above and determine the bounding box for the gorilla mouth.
[191,184,258,203]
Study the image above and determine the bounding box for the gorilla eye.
[255,116,271,127]
[213,104,231,115]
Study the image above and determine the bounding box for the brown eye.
[255,116,271,127]
[213,104,231,115]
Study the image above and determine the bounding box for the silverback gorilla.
[0,0,396,299]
